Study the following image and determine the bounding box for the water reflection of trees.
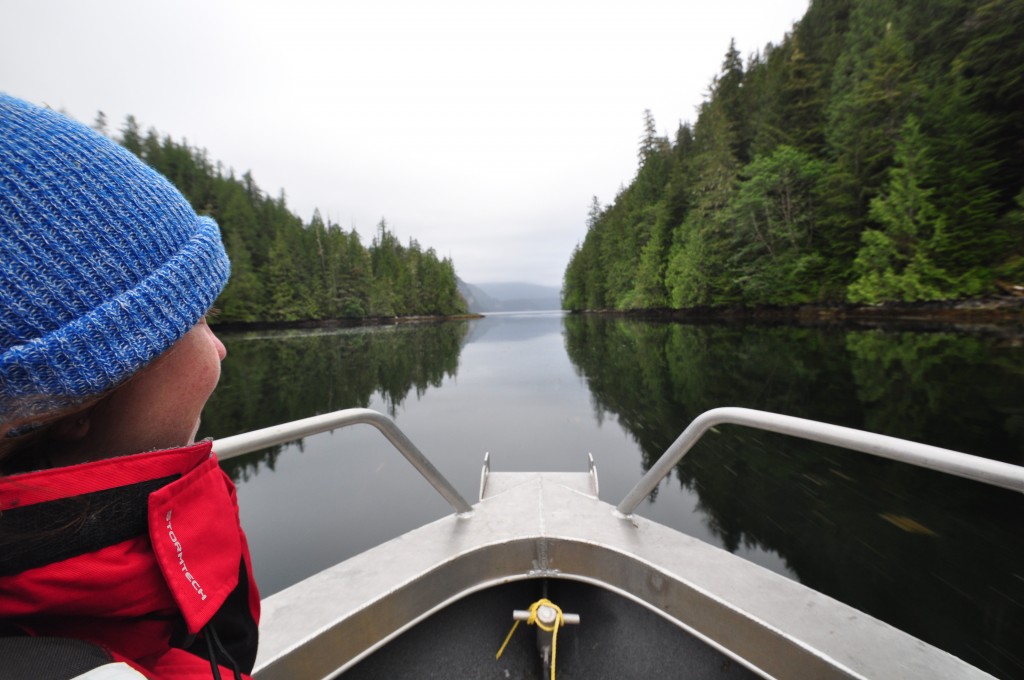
[846,330,1024,461]
[563,315,1024,677]
[202,322,468,482]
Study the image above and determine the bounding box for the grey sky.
[2,0,808,287]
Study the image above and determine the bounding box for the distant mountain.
[457,279,562,313]
[457,279,501,312]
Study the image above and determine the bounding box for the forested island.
[97,117,467,324]
[562,0,1023,314]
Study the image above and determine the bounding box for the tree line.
[99,116,466,323]
[563,0,1023,310]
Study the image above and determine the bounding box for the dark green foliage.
[849,117,957,301]
[723,145,828,302]
[664,97,742,307]
[563,0,1024,310]
[112,125,466,323]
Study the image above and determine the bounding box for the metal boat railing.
[617,407,1024,516]
[243,406,1008,679]
[210,405,1024,521]
[212,407,474,515]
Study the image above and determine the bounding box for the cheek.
[143,333,223,422]
[196,347,223,390]
[184,326,225,395]
[180,353,222,418]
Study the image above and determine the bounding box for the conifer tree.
[848,117,952,302]
[92,110,108,136]
[120,115,142,155]
[665,98,740,306]
[725,145,826,302]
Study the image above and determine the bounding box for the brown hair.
[0,401,99,475]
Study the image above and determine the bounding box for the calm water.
[201,312,1024,678]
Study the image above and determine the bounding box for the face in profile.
[49,319,227,466]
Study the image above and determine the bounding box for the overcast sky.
[3,0,808,288]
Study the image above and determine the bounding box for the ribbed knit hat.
[1,93,231,423]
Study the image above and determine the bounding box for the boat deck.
[344,579,759,679]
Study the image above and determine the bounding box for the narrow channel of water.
[201,312,1024,678]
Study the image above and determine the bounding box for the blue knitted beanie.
[0,93,231,423]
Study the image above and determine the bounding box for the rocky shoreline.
[575,296,1024,334]
[211,313,483,333]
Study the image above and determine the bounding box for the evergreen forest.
[100,117,467,323]
[562,0,1024,310]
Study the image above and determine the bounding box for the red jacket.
[0,441,260,679]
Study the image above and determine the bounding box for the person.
[0,93,259,679]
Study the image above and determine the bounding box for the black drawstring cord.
[202,623,243,680]
[203,629,223,680]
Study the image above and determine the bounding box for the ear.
[52,410,93,442]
